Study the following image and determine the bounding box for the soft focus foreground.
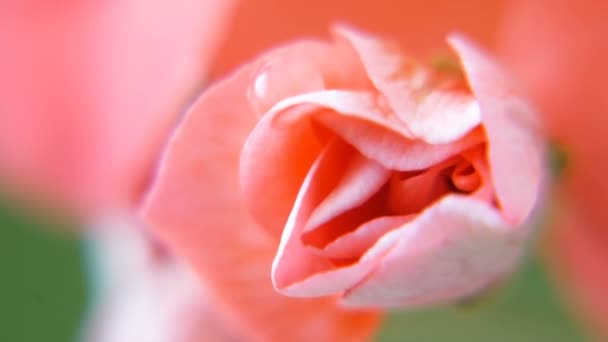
[0,0,235,215]
[82,216,242,342]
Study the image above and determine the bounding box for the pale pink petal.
[274,159,385,295]
[242,88,481,235]
[141,55,380,341]
[414,90,482,144]
[301,185,387,252]
[240,100,324,238]
[241,40,364,237]
[448,35,545,224]
[271,141,399,297]
[305,152,390,232]
[272,140,359,291]
[275,195,520,302]
[273,177,519,303]
[334,25,482,144]
[320,215,413,260]
[269,90,486,170]
[316,109,486,171]
[276,256,381,298]
[342,195,524,308]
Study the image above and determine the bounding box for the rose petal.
[241,104,324,237]
[334,25,482,144]
[342,195,524,308]
[320,215,413,260]
[272,140,364,290]
[141,52,380,341]
[273,137,401,296]
[275,223,385,299]
[241,40,367,237]
[243,88,483,236]
[305,151,390,232]
[448,34,545,224]
[272,139,494,300]
[274,193,521,304]
[270,90,486,170]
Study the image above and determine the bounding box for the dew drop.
[247,57,325,116]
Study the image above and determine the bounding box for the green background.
[0,196,589,342]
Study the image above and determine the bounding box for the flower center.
[295,136,491,265]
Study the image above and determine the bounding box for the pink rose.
[142,26,543,340]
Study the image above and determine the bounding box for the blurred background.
[1,1,606,341]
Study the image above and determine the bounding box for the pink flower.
[142,26,543,340]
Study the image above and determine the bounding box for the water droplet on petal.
[248,57,325,116]
[252,70,269,102]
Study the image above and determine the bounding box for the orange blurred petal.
[499,0,608,337]
[544,207,608,341]
[499,0,608,230]
[211,0,508,78]
[0,0,236,214]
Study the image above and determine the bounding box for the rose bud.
[142,25,544,339]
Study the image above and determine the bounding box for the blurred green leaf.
[0,193,87,342]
